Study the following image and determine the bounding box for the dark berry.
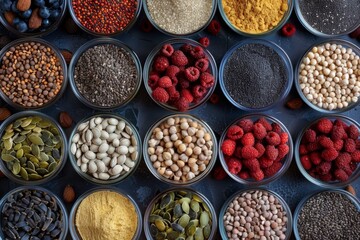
[281,23,296,37]
[12,17,21,26]
[49,9,60,20]
[39,7,51,19]
[21,9,32,19]
[34,0,46,7]
[42,18,51,27]
[11,2,19,13]
[16,21,28,33]
[2,0,12,11]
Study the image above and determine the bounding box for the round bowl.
[0,0,67,37]
[219,188,292,240]
[68,113,142,185]
[0,38,68,110]
[218,0,293,37]
[0,186,68,240]
[69,38,142,110]
[0,111,67,185]
[69,187,142,240]
[293,189,360,240]
[143,38,218,112]
[294,39,360,113]
[68,0,142,36]
[143,114,218,186]
[294,0,360,37]
[295,115,360,188]
[143,0,216,37]
[219,113,294,186]
[144,188,217,239]
[219,39,293,111]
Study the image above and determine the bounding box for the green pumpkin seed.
[31,116,42,124]
[14,143,22,151]
[27,161,35,170]
[20,167,28,180]
[48,156,56,164]
[186,225,196,236]
[173,204,183,219]
[2,131,14,140]
[160,194,173,209]
[182,201,190,214]
[39,152,49,162]
[25,168,38,174]
[37,120,52,128]
[155,232,166,240]
[22,145,31,153]
[47,162,57,172]
[149,215,163,223]
[4,139,13,150]
[179,197,191,204]
[23,124,36,130]
[20,118,32,128]
[31,144,40,157]
[36,168,49,175]
[163,211,171,221]
[155,219,166,231]
[12,162,21,175]
[188,220,199,228]
[28,134,44,145]
[20,130,31,135]
[194,228,204,240]
[29,156,39,164]
[178,214,190,228]
[52,149,61,160]
[199,212,209,228]
[203,224,211,239]
[28,173,42,180]
[32,127,42,133]
[1,153,18,162]
[150,224,158,237]
[39,161,49,168]
[13,120,22,128]
[20,157,27,165]
[190,200,200,213]
[185,236,193,240]
[16,149,24,158]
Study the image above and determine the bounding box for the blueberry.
[34,0,45,7]
[2,0,12,11]
[11,1,19,13]
[51,2,60,9]
[39,7,50,19]
[48,0,58,4]
[49,10,60,20]
[12,17,20,25]
[42,18,50,27]
[21,9,32,19]
[15,21,28,32]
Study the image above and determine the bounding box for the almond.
[63,185,76,203]
[29,8,42,29]
[0,107,11,121]
[17,0,31,11]
[59,111,73,128]
[4,11,15,25]
[346,185,356,196]
[286,98,303,110]
[60,49,73,65]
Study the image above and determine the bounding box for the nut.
[17,0,31,11]
[29,8,42,29]
[0,107,11,121]
[60,49,73,65]
[63,185,76,203]
[59,111,73,128]
[346,185,356,196]
[4,11,15,25]
[286,98,303,110]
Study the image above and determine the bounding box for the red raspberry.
[300,155,312,170]
[212,165,228,180]
[166,65,180,80]
[153,56,169,72]
[347,124,360,140]
[227,158,242,174]
[309,152,322,165]
[181,89,194,103]
[237,119,253,133]
[238,170,250,179]
[265,132,281,146]
[331,125,346,141]
[278,144,289,159]
[306,142,320,152]
[243,158,260,172]
[280,132,289,144]
[281,23,296,37]
[254,143,265,158]
[198,37,210,47]
[148,74,159,89]
[192,85,207,98]
[180,44,194,54]
[171,50,188,66]
[344,139,356,153]
[316,118,333,134]
[190,46,205,59]
[271,123,282,134]
[161,44,174,57]
[157,76,172,88]
[334,119,348,129]
[221,139,236,156]
[227,125,244,140]
[319,174,333,182]
[266,145,279,161]
[303,129,317,143]
[178,78,190,89]
[234,146,242,159]
[241,133,255,146]
[152,87,169,103]
[207,19,221,35]
[321,148,339,161]
[259,156,274,168]
[241,146,259,159]
[253,123,267,140]
[335,152,352,169]
[333,139,344,151]
[316,162,332,175]
[184,67,200,81]
[318,136,334,149]
[334,169,349,181]
[140,18,153,32]
[263,162,282,177]
[351,150,360,162]
[195,58,209,72]
[251,169,265,181]
[209,93,219,104]
[167,86,180,101]
[356,139,360,149]
[299,144,308,155]
[256,118,272,131]
[174,97,190,112]
[200,72,215,88]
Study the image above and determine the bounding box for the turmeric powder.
[222,0,288,34]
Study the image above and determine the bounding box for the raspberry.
[335,152,352,169]
[166,65,180,80]
[254,143,265,158]
[259,156,274,168]
[221,139,236,156]
[158,76,172,88]
[319,174,333,182]
[140,18,153,32]
[243,158,260,172]
[209,93,219,104]
[280,132,288,144]
[333,139,344,151]
[241,133,255,146]
[180,44,193,54]
[198,37,210,48]
[316,118,333,134]
[321,148,339,161]
[253,123,267,140]
[241,146,259,159]
[153,56,169,72]
[344,139,356,153]
[171,50,188,66]
[331,125,346,141]
[148,74,159,89]
[334,169,349,181]
[179,78,190,89]
[299,144,308,155]
[281,23,296,37]
[234,146,242,159]
[161,44,174,57]
[265,132,281,146]
[334,119,348,129]
[271,123,282,134]
[190,46,205,59]
[303,129,317,143]
[200,72,215,88]
[347,124,360,140]
[226,125,244,140]
[251,169,265,181]
[207,19,221,35]
[263,162,282,177]
[195,58,209,72]
[167,86,180,101]
[318,136,334,149]
[256,118,272,131]
[351,150,360,162]
[238,170,250,179]
[212,165,228,180]
[278,144,289,159]
[309,152,322,165]
[237,119,253,133]
[300,155,312,170]
[184,67,200,81]
[266,145,279,161]
[227,158,242,174]
[306,142,320,152]
[181,89,194,103]
[192,85,207,98]
[152,87,169,103]
[316,162,332,175]
[174,97,190,112]
[356,139,360,149]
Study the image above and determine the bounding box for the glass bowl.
[143,114,218,186]
[219,39,293,111]
[0,38,68,110]
[219,188,293,240]
[218,0,293,37]
[293,189,360,240]
[0,0,67,37]
[68,113,142,185]
[294,115,360,188]
[143,0,216,37]
[218,113,294,186]
[69,187,142,240]
[0,111,67,185]
[143,38,218,112]
[0,186,68,240]
[294,39,360,114]
[144,187,217,239]
[67,0,142,36]
[68,38,142,110]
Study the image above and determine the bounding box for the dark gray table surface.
[0,8,359,240]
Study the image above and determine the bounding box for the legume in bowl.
[144,38,218,112]
[219,188,292,240]
[68,0,142,36]
[218,0,293,37]
[144,188,217,239]
[0,186,68,240]
[0,111,67,185]
[143,114,217,186]
[219,39,293,111]
[69,187,142,240]
[295,39,360,113]
[219,114,293,186]
[68,113,142,185]
[69,38,142,110]
[0,38,67,110]
[295,115,360,188]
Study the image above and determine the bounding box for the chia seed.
[298,0,360,35]
[297,191,360,240]
[222,43,287,109]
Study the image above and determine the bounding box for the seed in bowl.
[147,116,214,182]
[70,117,139,181]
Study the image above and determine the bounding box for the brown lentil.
[0,42,64,108]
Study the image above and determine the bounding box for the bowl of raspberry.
[219,114,294,186]
[143,38,218,112]
[295,115,360,188]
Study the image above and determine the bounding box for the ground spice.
[75,190,138,240]
[222,0,288,34]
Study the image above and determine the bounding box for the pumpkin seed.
[39,161,49,168]
[23,124,36,130]
[16,149,24,159]
[155,232,166,240]
[47,162,57,172]
[24,168,37,174]
[178,214,190,228]
[2,131,14,140]
[31,144,40,157]
[4,139,13,150]
[190,200,200,213]
[27,161,35,170]
[155,219,166,231]
[13,120,22,128]
[14,143,22,151]
[19,167,29,180]
[39,152,49,162]
[28,134,44,145]
[37,120,52,128]
[1,154,18,162]
[28,173,42,180]
[182,201,190,214]
[36,168,49,176]
[194,227,204,240]
[12,162,21,175]
[32,127,42,133]
[200,212,209,228]
[203,224,211,239]
[20,118,32,128]
[186,225,196,236]
[171,223,184,233]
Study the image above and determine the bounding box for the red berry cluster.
[299,118,360,182]
[149,43,215,111]
[221,117,290,181]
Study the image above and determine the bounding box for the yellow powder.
[75,191,138,240]
[222,0,288,33]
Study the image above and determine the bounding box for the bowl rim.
[68,113,142,185]
[68,37,142,110]
[218,187,293,240]
[143,0,217,37]
[143,187,218,239]
[0,110,68,185]
[294,114,360,188]
[294,38,360,114]
[219,38,293,111]
[67,0,142,36]
[218,113,294,186]
[294,0,360,38]
[69,186,142,240]
[142,113,218,186]
[218,0,294,37]
[0,185,69,240]
[143,38,218,112]
[0,37,68,110]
